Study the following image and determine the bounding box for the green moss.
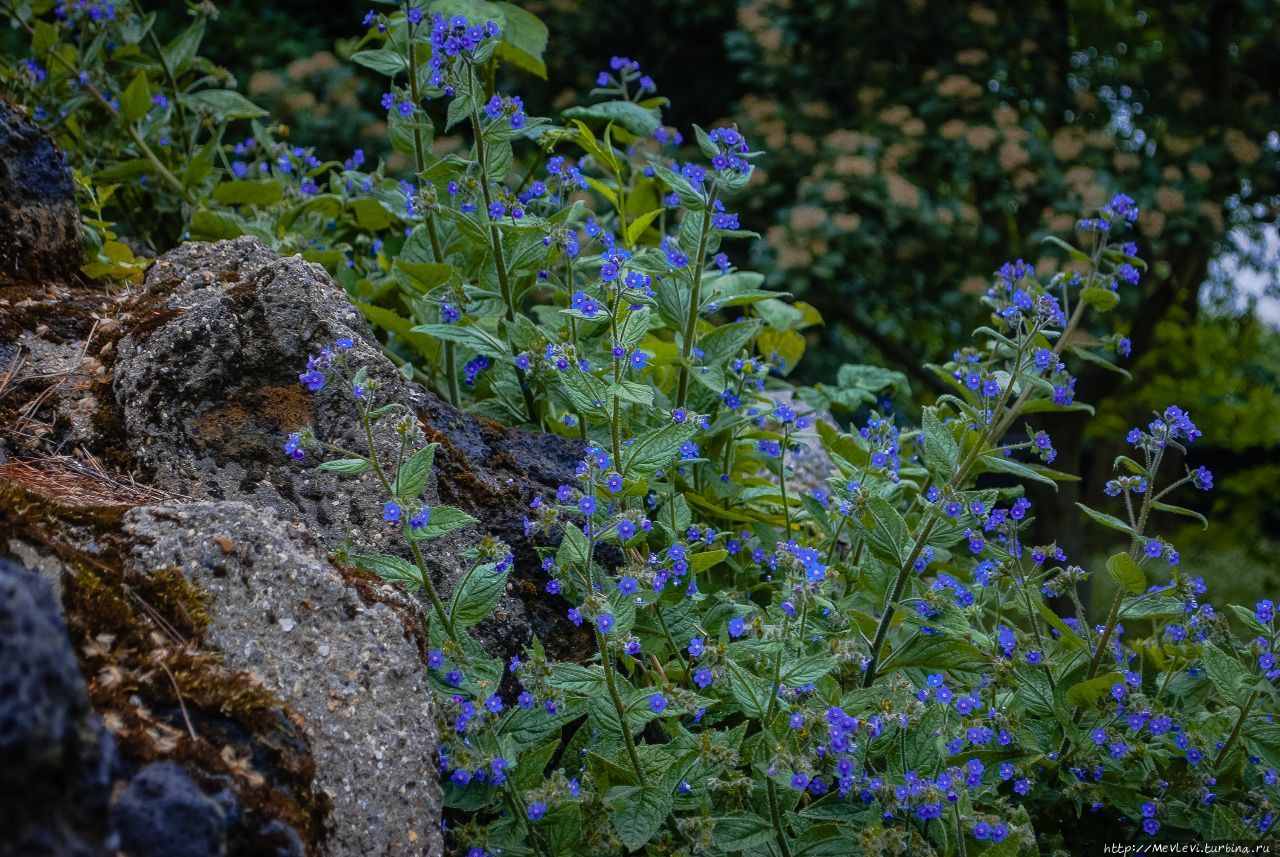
[0,475,330,851]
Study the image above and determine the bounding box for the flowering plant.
[6,2,1278,854]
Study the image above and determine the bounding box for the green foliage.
[6,2,1280,855]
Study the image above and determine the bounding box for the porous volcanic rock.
[122,501,441,856]
[0,556,114,857]
[112,236,587,660]
[0,99,82,283]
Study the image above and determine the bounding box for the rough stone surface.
[3,234,588,857]
[123,501,444,857]
[111,762,231,857]
[0,99,82,283]
[0,556,114,857]
[113,236,586,660]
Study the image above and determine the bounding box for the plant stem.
[596,628,648,785]
[675,187,719,409]
[467,98,536,423]
[766,777,794,857]
[1215,690,1257,770]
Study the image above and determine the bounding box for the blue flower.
[649,693,667,714]
[617,576,637,595]
[579,496,598,516]
[688,637,704,657]
[527,801,546,821]
[596,612,614,634]
[728,616,746,637]
[694,668,713,688]
[383,501,401,523]
[284,433,305,461]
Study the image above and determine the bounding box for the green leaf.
[348,197,397,231]
[1151,501,1209,530]
[412,323,509,359]
[1034,600,1088,651]
[921,406,958,477]
[182,89,267,119]
[713,812,776,852]
[556,522,590,570]
[317,457,373,475]
[355,302,439,362]
[395,443,438,497]
[625,207,665,246]
[1067,672,1124,707]
[348,553,423,590]
[858,496,911,566]
[494,2,548,78]
[547,663,605,696]
[782,654,838,686]
[1231,605,1271,638]
[164,17,206,74]
[980,453,1061,489]
[1069,344,1132,379]
[623,421,700,476]
[724,658,772,720]
[689,549,727,574]
[410,505,479,540]
[604,785,673,851]
[1201,643,1251,707]
[351,48,407,77]
[1075,502,1134,535]
[699,318,761,365]
[557,365,610,416]
[887,635,987,675]
[1106,552,1145,595]
[513,740,558,790]
[394,260,453,293]
[562,100,661,137]
[449,561,508,629]
[212,180,283,206]
[120,71,151,122]
[1078,286,1120,312]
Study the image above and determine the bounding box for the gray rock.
[123,501,443,857]
[0,556,114,857]
[113,237,585,660]
[0,98,82,283]
[111,762,229,857]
